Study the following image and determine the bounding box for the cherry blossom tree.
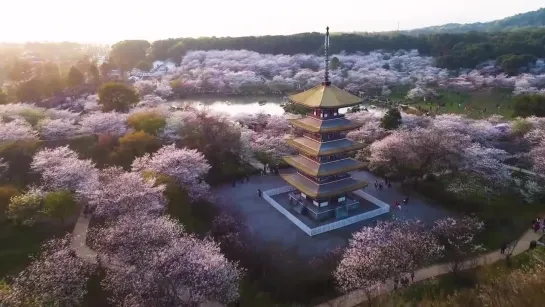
[90,214,184,265]
[529,141,545,175]
[98,216,243,307]
[31,146,98,192]
[369,127,470,180]
[335,220,442,299]
[38,118,81,140]
[5,236,96,307]
[133,80,157,96]
[0,157,8,179]
[84,168,166,221]
[132,144,211,200]
[448,143,511,203]
[79,111,128,137]
[0,118,38,141]
[432,216,485,270]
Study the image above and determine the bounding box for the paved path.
[71,205,97,264]
[315,229,543,307]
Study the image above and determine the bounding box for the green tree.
[88,64,100,85]
[497,54,538,76]
[127,111,166,135]
[41,191,77,226]
[166,41,187,64]
[380,108,402,130]
[513,94,545,118]
[112,131,161,167]
[7,190,42,226]
[330,57,341,70]
[135,60,153,72]
[0,90,7,105]
[66,66,85,88]
[7,59,33,82]
[98,82,139,112]
[109,40,151,71]
[99,61,113,78]
[15,78,44,102]
[42,76,65,97]
[0,185,19,219]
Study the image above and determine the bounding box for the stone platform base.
[262,186,390,236]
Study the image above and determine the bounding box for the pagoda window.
[323,113,328,118]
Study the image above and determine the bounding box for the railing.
[262,187,391,237]
[262,188,312,236]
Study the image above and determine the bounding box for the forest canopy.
[132,28,545,70]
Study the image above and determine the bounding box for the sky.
[1,0,543,43]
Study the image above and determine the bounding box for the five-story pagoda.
[281,27,368,221]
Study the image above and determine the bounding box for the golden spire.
[323,26,331,86]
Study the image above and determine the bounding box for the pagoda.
[281,27,368,221]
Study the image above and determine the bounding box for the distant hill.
[405,7,545,34]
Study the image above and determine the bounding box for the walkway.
[71,205,97,264]
[315,229,543,307]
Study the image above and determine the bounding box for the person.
[374,181,378,189]
[257,189,262,197]
[403,196,409,205]
[388,182,392,188]
[378,183,383,190]
[500,242,507,254]
[410,272,415,282]
[232,180,236,187]
[533,221,540,233]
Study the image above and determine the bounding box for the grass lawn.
[387,245,545,305]
[0,220,69,278]
[405,88,515,119]
[408,179,542,250]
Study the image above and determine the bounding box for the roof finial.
[322,26,331,86]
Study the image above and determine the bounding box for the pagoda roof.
[283,155,366,177]
[286,137,365,157]
[289,116,362,133]
[280,172,368,199]
[289,84,362,109]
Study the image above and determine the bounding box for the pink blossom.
[79,111,128,137]
[0,118,38,141]
[31,146,98,192]
[132,144,211,200]
[85,168,166,221]
[6,236,96,306]
[38,118,81,140]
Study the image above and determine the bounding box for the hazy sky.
[1,0,543,43]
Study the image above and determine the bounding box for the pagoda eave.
[283,155,366,177]
[280,172,368,199]
[286,137,366,157]
[288,118,363,133]
[288,84,363,109]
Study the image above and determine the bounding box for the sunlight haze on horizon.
[1,0,543,43]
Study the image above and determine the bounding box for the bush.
[98,82,139,112]
[127,111,166,135]
[112,131,160,168]
[513,94,545,118]
[380,108,402,130]
[42,191,77,226]
[0,185,19,219]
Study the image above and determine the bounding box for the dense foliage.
[143,28,545,70]
[404,8,545,34]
